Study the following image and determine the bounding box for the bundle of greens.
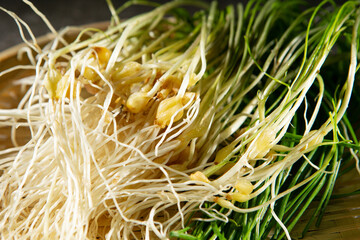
[0,0,359,239]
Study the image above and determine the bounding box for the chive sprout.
[0,0,359,239]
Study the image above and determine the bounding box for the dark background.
[0,0,244,51]
[0,0,337,51]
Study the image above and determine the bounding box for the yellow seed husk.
[155,96,184,128]
[190,171,210,183]
[235,179,254,195]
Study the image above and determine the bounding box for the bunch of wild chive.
[0,0,359,239]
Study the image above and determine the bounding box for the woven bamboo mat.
[292,166,360,240]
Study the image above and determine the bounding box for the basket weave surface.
[296,167,360,240]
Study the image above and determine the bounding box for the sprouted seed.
[0,0,359,240]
